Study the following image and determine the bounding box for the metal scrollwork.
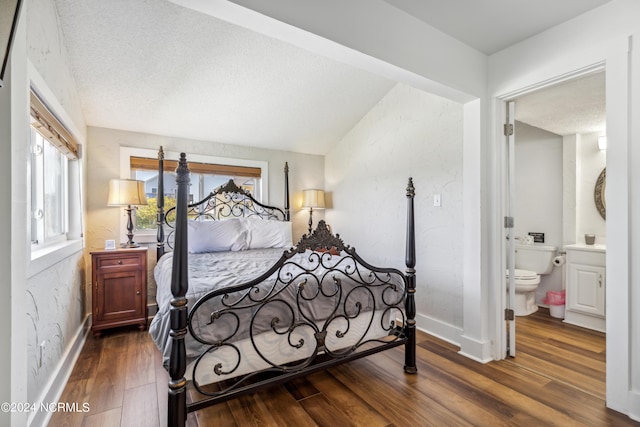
[163,179,288,250]
[294,220,347,253]
[186,229,408,397]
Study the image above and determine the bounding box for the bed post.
[168,153,190,426]
[157,146,165,260]
[284,162,290,221]
[404,177,417,374]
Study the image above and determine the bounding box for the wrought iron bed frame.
[156,149,417,426]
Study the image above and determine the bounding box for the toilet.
[506,244,557,316]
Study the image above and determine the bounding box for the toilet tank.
[515,244,557,275]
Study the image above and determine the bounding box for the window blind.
[130,156,261,178]
[29,90,79,159]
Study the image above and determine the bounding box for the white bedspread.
[150,248,287,366]
[150,248,403,370]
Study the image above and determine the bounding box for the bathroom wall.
[576,131,607,244]
[516,123,607,304]
[514,121,564,301]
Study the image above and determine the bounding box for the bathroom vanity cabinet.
[564,244,606,332]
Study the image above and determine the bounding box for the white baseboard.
[28,314,91,427]
[458,333,494,363]
[415,313,493,363]
[628,390,640,422]
[415,313,462,347]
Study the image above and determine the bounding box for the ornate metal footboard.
[166,153,417,426]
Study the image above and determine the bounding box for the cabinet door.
[95,269,144,323]
[567,263,605,317]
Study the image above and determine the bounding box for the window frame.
[27,70,85,278]
[119,147,270,245]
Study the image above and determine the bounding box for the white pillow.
[243,218,292,249]
[187,219,249,253]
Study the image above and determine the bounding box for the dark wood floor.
[49,309,639,426]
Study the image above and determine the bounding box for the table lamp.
[108,179,148,247]
[302,189,325,234]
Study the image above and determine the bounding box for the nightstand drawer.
[96,254,142,270]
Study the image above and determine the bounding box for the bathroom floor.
[507,308,606,400]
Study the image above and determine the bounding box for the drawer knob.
[117,260,123,265]
[136,290,141,295]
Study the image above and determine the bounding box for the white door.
[505,101,517,357]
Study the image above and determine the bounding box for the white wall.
[514,121,563,247]
[0,6,28,426]
[325,83,465,341]
[576,132,606,244]
[513,121,563,300]
[27,0,86,131]
[11,1,90,425]
[86,126,324,309]
[0,46,13,427]
[488,0,640,419]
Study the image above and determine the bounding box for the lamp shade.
[302,189,325,209]
[108,179,148,206]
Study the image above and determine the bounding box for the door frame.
[505,100,516,357]
[493,62,606,360]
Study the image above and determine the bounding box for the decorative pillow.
[243,218,292,249]
[187,219,249,253]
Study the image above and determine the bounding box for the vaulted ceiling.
[53,0,612,154]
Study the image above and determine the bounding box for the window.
[30,128,68,244]
[119,147,269,243]
[130,157,262,230]
[29,90,79,250]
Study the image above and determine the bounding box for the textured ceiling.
[53,0,610,154]
[383,0,612,55]
[53,0,395,155]
[515,72,606,136]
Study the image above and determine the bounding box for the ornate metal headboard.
[166,179,288,224]
[156,147,291,259]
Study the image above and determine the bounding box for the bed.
[152,148,417,426]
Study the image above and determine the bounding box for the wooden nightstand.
[90,248,148,337]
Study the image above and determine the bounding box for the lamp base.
[121,242,140,248]
[123,205,140,248]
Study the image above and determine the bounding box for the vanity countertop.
[564,243,606,253]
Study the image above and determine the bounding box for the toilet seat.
[505,268,542,316]
[505,269,540,291]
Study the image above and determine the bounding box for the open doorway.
[502,70,607,398]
